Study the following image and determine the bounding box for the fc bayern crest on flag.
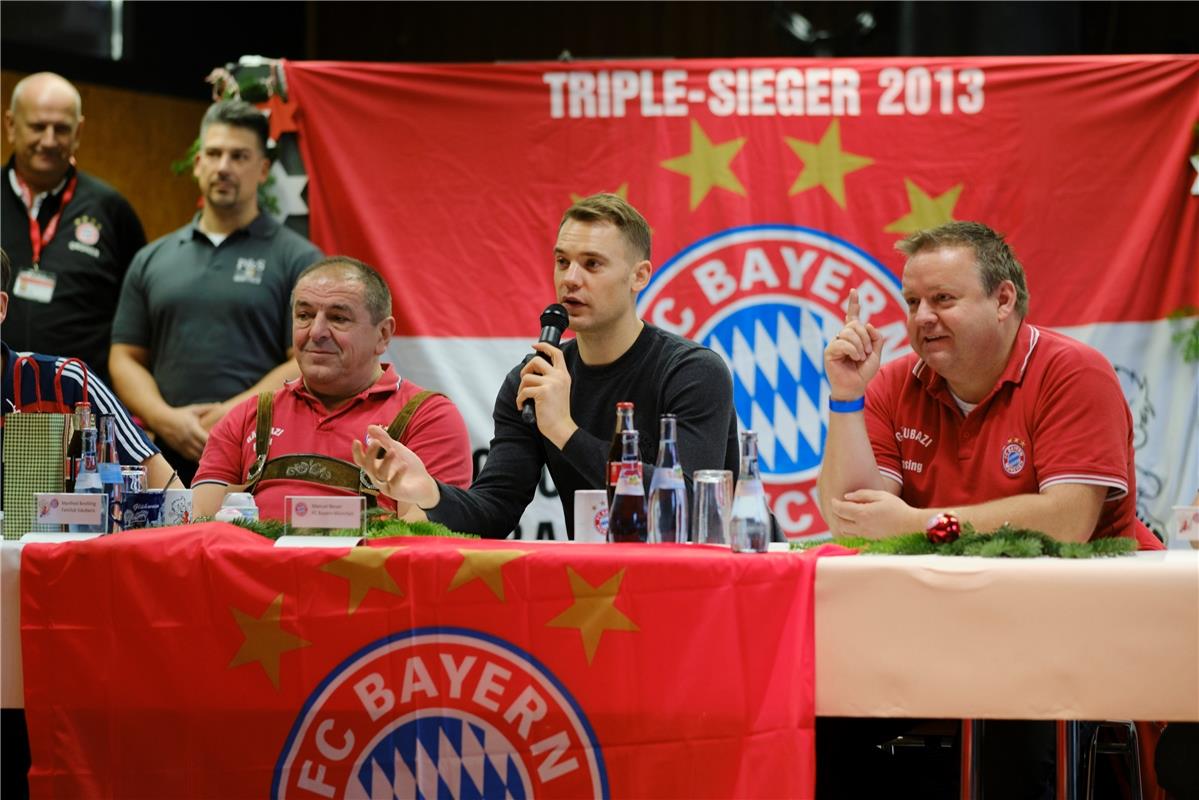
[274,627,607,799]
[638,225,910,537]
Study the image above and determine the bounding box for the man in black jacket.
[2,72,145,384]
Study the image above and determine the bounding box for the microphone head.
[540,303,569,331]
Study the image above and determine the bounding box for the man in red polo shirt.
[818,220,1159,549]
[192,256,471,519]
[815,222,1161,800]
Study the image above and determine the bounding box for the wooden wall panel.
[1,70,208,242]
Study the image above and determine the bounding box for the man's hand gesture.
[823,288,884,401]
[351,424,441,510]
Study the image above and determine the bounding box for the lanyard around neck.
[14,171,79,268]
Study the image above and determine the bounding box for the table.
[3,537,1196,800]
[5,542,1197,718]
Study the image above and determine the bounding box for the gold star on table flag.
[571,183,629,204]
[228,593,311,689]
[546,567,639,664]
[785,119,874,208]
[884,178,964,234]
[448,549,529,601]
[319,547,404,614]
[661,119,747,210]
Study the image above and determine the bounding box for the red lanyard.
[15,172,79,268]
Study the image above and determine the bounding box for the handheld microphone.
[521,303,570,425]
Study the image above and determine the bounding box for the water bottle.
[98,416,123,533]
[69,408,106,533]
[608,430,647,543]
[648,414,687,543]
[729,430,770,553]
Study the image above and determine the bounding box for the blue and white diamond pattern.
[349,715,529,800]
[704,301,841,481]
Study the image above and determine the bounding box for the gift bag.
[2,357,86,538]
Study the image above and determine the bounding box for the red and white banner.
[286,56,1199,538]
[22,525,818,798]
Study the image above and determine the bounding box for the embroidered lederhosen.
[243,389,441,507]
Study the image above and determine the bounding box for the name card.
[285,496,366,533]
[35,493,106,526]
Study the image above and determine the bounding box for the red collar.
[285,364,402,408]
[912,323,1039,407]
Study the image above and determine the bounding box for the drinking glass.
[692,469,733,545]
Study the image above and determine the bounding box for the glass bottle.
[608,430,648,543]
[98,415,123,533]
[729,430,770,553]
[606,401,636,505]
[648,414,687,543]
[65,400,92,491]
[69,407,106,533]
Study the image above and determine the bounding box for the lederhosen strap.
[243,389,442,505]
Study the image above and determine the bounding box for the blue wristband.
[829,396,865,413]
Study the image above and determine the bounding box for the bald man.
[3,72,145,384]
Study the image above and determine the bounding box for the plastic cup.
[163,489,194,526]
[573,490,609,543]
[1168,505,1199,550]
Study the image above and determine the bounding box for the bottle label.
[649,464,685,492]
[615,464,645,496]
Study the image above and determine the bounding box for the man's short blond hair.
[559,193,651,262]
[897,221,1029,318]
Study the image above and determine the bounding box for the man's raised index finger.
[845,288,861,323]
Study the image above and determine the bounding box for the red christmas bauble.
[926,512,961,544]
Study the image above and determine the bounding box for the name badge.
[35,493,106,526]
[285,496,365,533]
[13,269,57,303]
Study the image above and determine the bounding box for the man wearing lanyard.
[2,72,146,385]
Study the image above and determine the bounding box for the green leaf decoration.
[792,523,1137,558]
[195,511,478,541]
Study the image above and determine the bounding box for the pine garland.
[209,508,477,541]
[791,523,1137,558]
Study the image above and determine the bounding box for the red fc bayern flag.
[21,525,817,798]
[285,56,1199,537]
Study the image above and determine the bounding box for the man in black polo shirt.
[2,72,146,384]
[110,100,322,483]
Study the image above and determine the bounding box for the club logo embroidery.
[273,627,607,799]
[68,215,102,258]
[637,224,909,537]
[1001,437,1027,476]
[235,257,267,284]
[73,215,101,245]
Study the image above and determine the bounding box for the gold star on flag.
[660,119,747,210]
[228,594,311,689]
[547,567,639,664]
[884,178,963,234]
[571,183,629,204]
[320,547,404,614]
[448,549,529,601]
[785,120,874,208]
